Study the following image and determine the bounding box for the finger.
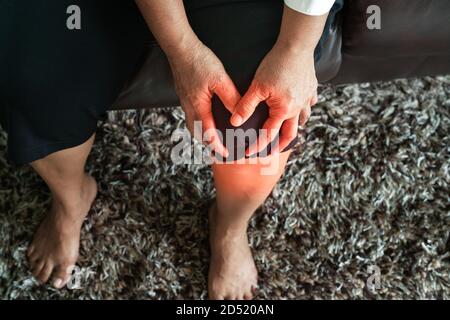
[182,104,196,137]
[274,115,299,154]
[213,74,241,114]
[246,116,283,157]
[198,109,229,159]
[231,82,267,127]
[299,105,311,126]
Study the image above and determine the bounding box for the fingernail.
[231,114,242,126]
[53,278,63,288]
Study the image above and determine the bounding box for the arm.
[277,5,329,54]
[135,0,241,157]
[231,5,329,155]
[135,0,197,60]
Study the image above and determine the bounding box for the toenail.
[53,278,63,288]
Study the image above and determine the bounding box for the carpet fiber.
[0,76,449,299]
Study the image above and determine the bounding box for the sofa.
[112,0,450,110]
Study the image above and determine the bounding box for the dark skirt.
[0,0,343,165]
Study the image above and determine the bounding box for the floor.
[0,76,449,299]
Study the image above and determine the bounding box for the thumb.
[213,73,241,114]
[230,82,266,127]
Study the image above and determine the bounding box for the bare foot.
[208,202,258,300]
[27,175,97,288]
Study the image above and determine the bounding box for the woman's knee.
[211,92,297,163]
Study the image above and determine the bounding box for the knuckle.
[253,81,270,98]
[285,92,296,104]
[278,108,290,118]
[196,109,212,121]
[209,72,226,90]
[240,103,255,115]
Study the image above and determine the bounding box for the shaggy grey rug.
[0,76,449,299]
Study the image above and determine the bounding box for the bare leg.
[27,134,97,288]
[209,151,291,300]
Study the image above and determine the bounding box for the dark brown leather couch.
[112,0,450,110]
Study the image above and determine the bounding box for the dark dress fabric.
[0,0,149,165]
[0,0,343,165]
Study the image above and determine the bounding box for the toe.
[37,263,54,284]
[243,291,253,300]
[27,244,35,257]
[52,277,66,289]
[52,264,74,289]
[209,292,225,300]
[28,251,40,264]
[32,260,45,278]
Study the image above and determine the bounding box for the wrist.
[162,31,202,62]
[273,37,315,57]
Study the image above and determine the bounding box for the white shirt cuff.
[284,0,336,16]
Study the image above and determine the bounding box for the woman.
[0,0,342,298]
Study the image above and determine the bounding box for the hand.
[167,40,241,158]
[230,43,318,156]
